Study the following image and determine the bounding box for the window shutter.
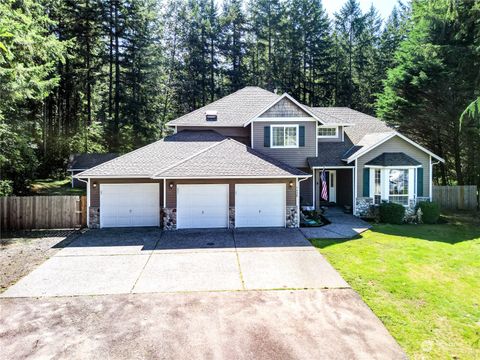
[363,168,370,197]
[264,126,270,147]
[299,126,305,147]
[417,168,424,197]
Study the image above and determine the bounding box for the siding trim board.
[356,136,432,198]
[346,132,445,163]
[244,93,335,126]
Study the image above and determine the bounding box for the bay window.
[388,169,409,205]
[271,125,298,148]
[373,169,381,205]
[370,167,416,206]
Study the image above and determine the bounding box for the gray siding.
[260,98,309,118]
[252,121,317,168]
[318,126,343,143]
[299,168,313,206]
[356,136,431,197]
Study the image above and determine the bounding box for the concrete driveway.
[1,228,348,297]
[0,228,406,359]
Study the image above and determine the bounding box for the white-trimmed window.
[317,126,338,138]
[389,169,409,205]
[271,125,298,148]
[370,167,415,206]
[373,169,381,205]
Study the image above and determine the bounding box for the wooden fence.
[432,185,478,210]
[0,195,86,231]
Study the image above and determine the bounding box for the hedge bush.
[418,201,440,224]
[379,202,405,224]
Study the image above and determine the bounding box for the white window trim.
[270,124,299,148]
[317,126,338,139]
[369,167,416,207]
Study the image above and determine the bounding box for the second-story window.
[271,125,298,148]
[317,126,338,138]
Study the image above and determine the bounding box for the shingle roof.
[167,87,280,127]
[76,131,225,177]
[156,139,308,178]
[365,152,421,167]
[308,141,354,167]
[68,153,119,170]
[307,108,396,166]
[76,130,307,178]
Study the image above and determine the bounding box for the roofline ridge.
[168,87,275,126]
[309,106,346,124]
[152,138,229,177]
[74,138,166,178]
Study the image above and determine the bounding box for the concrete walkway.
[301,207,371,239]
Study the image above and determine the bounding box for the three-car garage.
[93,180,293,229]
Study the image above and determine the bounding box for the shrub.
[379,202,405,224]
[417,201,440,224]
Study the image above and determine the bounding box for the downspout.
[353,160,357,215]
[76,177,89,228]
[297,177,310,228]
[430,157,441,201]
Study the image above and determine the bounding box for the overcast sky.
[323,0,398,20]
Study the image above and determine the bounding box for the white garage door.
[235,184,286,227]
[177,184,229,229]
[100,183,160,228]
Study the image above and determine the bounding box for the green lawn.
[30,178,85,195]
[311,213,480,359]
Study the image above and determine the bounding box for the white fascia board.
[310,166,355,169]
[346,132,445,163]
[254,117,316,122]
[73,174,154,179]
[365,165,422,169]
[153,175,312,179]
[243,93,326,127]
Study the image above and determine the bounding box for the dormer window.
[205,110,217,121]
[318,126,338,138]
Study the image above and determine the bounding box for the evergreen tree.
[377,0,479,185]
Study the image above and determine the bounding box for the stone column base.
[286,206,299,228]
[163,208,177,230]
[89,206,100,228]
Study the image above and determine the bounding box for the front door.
[329,170,336,203]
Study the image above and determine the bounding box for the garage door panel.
[177,184,229,229]
[100,183,160,228]
[235,184,286,228]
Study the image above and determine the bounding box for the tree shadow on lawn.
[311,220,480,248]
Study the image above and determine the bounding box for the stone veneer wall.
[89,207,100,228]
[229,207,235,228]
[163,208,176,230]
[355,196,434,220]
[286,206,299,228]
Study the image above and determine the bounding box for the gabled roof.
[365,152,422,167]
[154,139,308,178]
[167,87,279,127]
[75,130,308,179]
[68,153,118,171]
[75,131,225,177]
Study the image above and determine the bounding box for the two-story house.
[75,87,444,229]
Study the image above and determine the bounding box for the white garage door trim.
[235,183,286,228]
[100,183,160,228]
[176,184,229,229]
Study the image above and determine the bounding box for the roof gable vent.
[205,110,218,121]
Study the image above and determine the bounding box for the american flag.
[321,169,328,201]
